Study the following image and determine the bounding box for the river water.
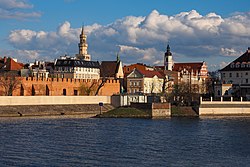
[0,117,250,167]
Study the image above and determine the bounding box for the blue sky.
[1,0,250,70]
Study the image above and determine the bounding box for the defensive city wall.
[3,77,120,96]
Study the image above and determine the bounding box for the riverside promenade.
[199,97,250,116]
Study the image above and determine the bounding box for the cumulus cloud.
[0,0,41,20]
[220,48,244,57]
[6,10,250,70]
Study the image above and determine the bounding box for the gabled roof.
[55,59,100,68]
[0,57,24,71]
[220,49,250,71]
[100,61,119,77]
[173,62,204,75]
[127,68,164,79]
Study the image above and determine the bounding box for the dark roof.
[55,59,100,68]
[100,61,119,77]
[220,50,250,71]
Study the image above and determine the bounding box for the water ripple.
[0,117,250,166]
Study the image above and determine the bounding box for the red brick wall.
[6,77,120,96]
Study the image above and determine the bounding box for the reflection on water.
[0,117,250,166]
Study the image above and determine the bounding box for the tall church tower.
[76,26,91,61]
[164,44,173,71]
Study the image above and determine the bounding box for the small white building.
[126,68,164,94]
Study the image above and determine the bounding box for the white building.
[126,68,164,94]
[54,57,100,80]
[219,47,250,97]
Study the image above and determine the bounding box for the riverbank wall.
[199,97,250,116]
[0,96,113,117]
[0,96,111,106]
[131,103,171,117]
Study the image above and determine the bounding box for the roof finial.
[167,41,170,52]
[116,49,120,62]
[81,22,84,35]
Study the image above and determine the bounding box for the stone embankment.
[199,97,250,116]
[0,104,114,118]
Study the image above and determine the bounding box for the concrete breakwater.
[0,104,114,117]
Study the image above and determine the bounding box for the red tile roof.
[0,57,24,71]
[173,62,204,75]
[137,69,164,78]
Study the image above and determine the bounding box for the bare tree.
[167,82,200,106]
[161,75,173,94]
[0,72,22,96]
[79,81,98,96]
[95,77,107,96]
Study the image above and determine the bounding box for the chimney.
[3,56,7,63]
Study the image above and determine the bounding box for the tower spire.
[76,23,91,61]
[164,43,173,71]
[81,22,84,35]
[116,52,120,62]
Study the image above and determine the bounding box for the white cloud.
[0,49,40,62]
[0,0,33,9]
[6,10,250,70]
[220,48,244,57]
[0,0,41,20]
[220,61,229,69]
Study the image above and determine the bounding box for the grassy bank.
[95,107,151,118]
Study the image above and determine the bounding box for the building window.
[74,90,78,96]
[223,73,225,77]
[229,73,232,77]
[246,79,249,84]
[236,73,239,77]
[246,72,248,76]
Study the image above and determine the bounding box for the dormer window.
[247,63,250,68]
[230,63,234,68]
[241,64,245,68]
[236,64,240,68]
